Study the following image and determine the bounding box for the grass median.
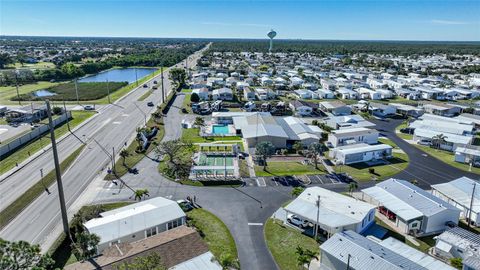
[0,111,96,174]
[0,145,85,230]
[255,161,326,177]
[413,144,480,174]
[264,218,320,270]
[187,208,239,269]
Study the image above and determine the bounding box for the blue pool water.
[78,68,157,83]
[212,125,229,135]
[34,89,56,97]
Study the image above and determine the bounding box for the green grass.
[0,118,8,125]
[0,111,96,174]
[187,209,238,268]
[6,62,56,70]
[0,81,60,104]
[105,117,165,180]
[12,82,128,101]
[182,93,191,112]
[264,219,320,270]
[413,144,480,174]
[0,145,85,230]
[49,201,132,268]
[255,161,326,177]
[336,152,409,182]
[378,138,400,148]
[239,159,250,177]
[395,123,413,140]
[138,89,154,101]
[375,218,435,253]
[181,88,192,93]
[181,128,242,143]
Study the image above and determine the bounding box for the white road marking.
[112,121,122,125]
[122,114,129,117]
[256,177,266,187]
[248,223,263,226]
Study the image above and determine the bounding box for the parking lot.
[243,173,355,187]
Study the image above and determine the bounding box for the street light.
[133,102,147,126]
[14,69,21,105]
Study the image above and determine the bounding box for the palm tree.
[432,134,448,149]
[348,182,358,195]
[134,189,150,201]
[119,149,130,167]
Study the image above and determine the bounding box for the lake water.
[78,68,157,83]
[34,89,56,97]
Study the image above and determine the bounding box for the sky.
[1,0,479,41]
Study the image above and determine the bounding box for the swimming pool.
[212,124,229,135]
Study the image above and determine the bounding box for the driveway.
[373,118,479,188]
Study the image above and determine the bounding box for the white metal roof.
[414,128,473,145]
[320,230,426,270]
[362,179,458,221]
[431,177,480,214]
[334,143,392,155]
[379,237,456,270]
[84,197,185,245]
[285,187,375,229]
[169,251,222,270]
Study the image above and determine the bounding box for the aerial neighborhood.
[1,34,480,270]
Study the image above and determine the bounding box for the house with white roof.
[84,197,186,253]
[324,114,376,130]
[369,102,397,117]
[390,103,424,118]
[327,127,379,148]
[284,187,376,238]
[433,226,480,269]
[316,89,335,99]
[361,179,460,236]
[329,143,392,165]
[191,88,209,101]
[319,101,351,116]
[293,89,318,100]
[454,145,480,167]
[254,88,276,100]
[336,88,358,100]
[431,177,480,226]
[290,76,305,86]
[212,87,233,101]
[320,230,455,270]
[243,87,256,101]
[260,76,273,86]
[357,87,382,100]
[422,103,462,117]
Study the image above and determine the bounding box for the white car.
[286,214,310,228]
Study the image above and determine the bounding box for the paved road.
[0,45,209,245]
[373,118,479,187]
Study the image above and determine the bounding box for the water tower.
[267,29,277,53]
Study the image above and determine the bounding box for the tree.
[307,142,323,169]
[60,62,85,79]
[255,141,275,171]
[155,139,194,179]
[410,179,419,186]
[134,189,150,201]
[169,68,187,88]
[119,149,130,167]
[295,246,319,269]
[114,252,166,270]
[52,106,63,115]
[218,252,240,270]
[432,134,447,149]
[293,142,304,155]
[450,257,463,269]
[194,117,205,128]
[0,53,12,69]
[291,187,305,197]
[0,238,54,270]
[190,92,200,103]
[347,182,358,195]
[71,231,100,261]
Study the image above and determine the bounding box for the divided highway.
[0,45,208,246]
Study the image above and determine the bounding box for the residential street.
[0,45,209,246]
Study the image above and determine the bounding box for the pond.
[34,89,56,97]
[78,68,157,83]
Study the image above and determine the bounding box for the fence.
[0,111,72,158]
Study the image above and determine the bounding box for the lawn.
[264,219,320,270]
[12,82,128,101]
[181,128,242,143]
[0,81,60,104]
[7,61,56,70]
[255,161,326,177]
[181,88,192,93]
[375,218,435,253]
[49,201,133,268]
[395,123,413,140]
[336,152,410,182]
[181,93,191,113]
[413,144,480,175]
[0,111,96,174]
[0,145,85,230]
[187,209,239,268]
[138,89,153,101]
[105,117,165,180]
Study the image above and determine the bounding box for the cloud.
[201,22,270,28]
[430,19,469,25]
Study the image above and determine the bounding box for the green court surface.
[198,154,233,167]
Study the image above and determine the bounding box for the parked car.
[153,80,158,84]
[285,176,304,187]
[143,84,148,88]
[147,102,154,107]
[272,176,288,186]
[177,200,193,212]
[84,105,95,110]
[286,214,309,228]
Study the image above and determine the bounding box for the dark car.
[285,176,304,187]
[147,102,154,107]
[272,177,288,186]
[143,84,148,88]
[400,127,414,134]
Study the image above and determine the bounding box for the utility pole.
[468,182,477,228]
[346,254,351,270]
[63,100,71,132]
[74,78,80,105]
[46,100,70,236]
[160,66,165,103]
[315,195,320,241]
[15,70,21,105]
[112,147,116,174]
[135,68,138,87]
[106,78,111,104]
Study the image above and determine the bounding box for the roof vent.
[351,211,355,215]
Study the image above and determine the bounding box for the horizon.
[1,0,479,41]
